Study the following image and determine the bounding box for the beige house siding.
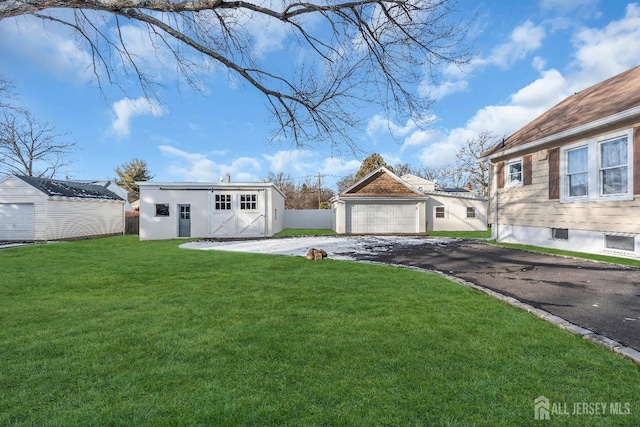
[495,133,640,234]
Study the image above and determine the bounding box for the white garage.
[0,175,125,241]
[332,167,427,234]
[346,201,419,234]
[0,203,35,240]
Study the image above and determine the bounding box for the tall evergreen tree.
[114,158,153,200]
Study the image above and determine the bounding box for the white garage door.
[0,203,35,240]
[347,202,417,234]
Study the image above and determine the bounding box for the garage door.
[0,204,35,240]
[347,202,417,233]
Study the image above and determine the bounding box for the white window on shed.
[214,194,232,210]
[466,207,476,218]
[239,194,258,210]
[435,206,447,219]
[155,204,170,216]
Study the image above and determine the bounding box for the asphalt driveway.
[182,236,640,353]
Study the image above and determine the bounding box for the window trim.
[604,233,635,252]
[155,203,170,217]
[505,158,523,188]
[239,193,259,211]
[466,206,476,219]
[214,193,232,210]
[560,129,634,203]
[434,206,447,219]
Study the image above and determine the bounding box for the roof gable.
[483,65,640,158]
[342,167,423,197]
[15,175,124,201]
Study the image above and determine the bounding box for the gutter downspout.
[492,161,499,241]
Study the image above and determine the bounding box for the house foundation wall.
[497,224,640,259]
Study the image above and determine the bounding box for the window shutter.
[496,161,505,189]
[634,127,640,195]
[548,147,560,200]
[523,154,532,186]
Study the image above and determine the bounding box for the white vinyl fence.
[284,209,333,230]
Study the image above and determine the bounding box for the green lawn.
[427,229,492,239]
[1,236,638,426]
[274,228,337,236]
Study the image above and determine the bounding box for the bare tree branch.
[0,110,77,178]
[1,0,473,148]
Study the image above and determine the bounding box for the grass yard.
[427,229,492,239]
[1,236,639,426]
[274,228,337,236]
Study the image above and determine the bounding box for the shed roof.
[481,64,640,160]
[16,175,124,201]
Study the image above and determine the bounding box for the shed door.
[347,202,417,234]
[178,204,191,237]
[209,192,265,237]
[0,203,35,240]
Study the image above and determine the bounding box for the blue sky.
[1,0,640,191]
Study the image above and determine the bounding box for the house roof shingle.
[16,175,124,201]
[482,64,640,159]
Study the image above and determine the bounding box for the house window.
[215,194,231,210]
[155,204,170,217]
[604,234,635,252]
[505,159,523,187]
[600,137,628,195]
[466,207,476,218]
[552,228,569,240]
[567,146,588,197]
[561,129,633,202]
[435,206,446,218]
[240,194,257,210]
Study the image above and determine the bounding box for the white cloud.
[413,4,640,169]
[419,79,469,100]
[569,3,640,89]
[366,115,419,137]
[159,145,262,182]
[479,20,546,69]
[320,157,361,176]
[419,20,546,101]
[111,97,167,137]
[0,16,93,82]
[263,150,317,174]
[415,68,569,168]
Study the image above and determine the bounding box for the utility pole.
[317,173,321,209]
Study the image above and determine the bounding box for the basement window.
[155,204,170,217]
[551,228,568,240]
[604,234,635,252]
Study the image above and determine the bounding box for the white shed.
[137,181,285,240]
[0,175,125,241]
